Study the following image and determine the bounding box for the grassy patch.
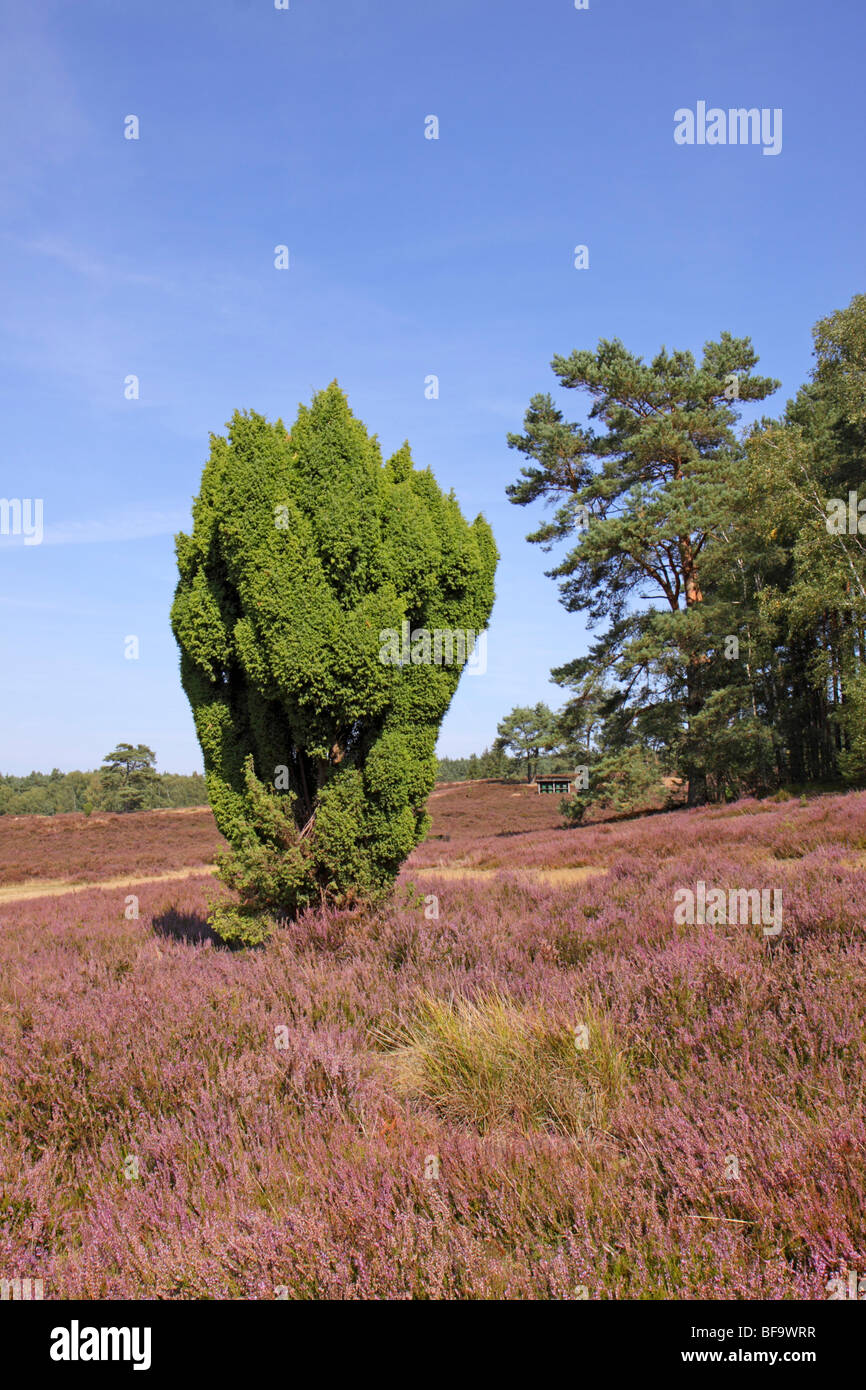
[376,991,628,1137]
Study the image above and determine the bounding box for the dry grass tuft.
[376,990,628,1137]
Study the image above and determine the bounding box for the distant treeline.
[435,745,568,783]
[0,767,208,817]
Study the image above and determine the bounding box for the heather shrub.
[377,991,628,1136]
[171,384,497,944]
[4,786,866,1298]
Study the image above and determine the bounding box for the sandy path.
[0,862,607,905]
[0,865,215,905]
[406,865,606,884]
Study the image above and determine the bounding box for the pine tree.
[495,703,558,781]
[98,743,161,812]
[507,334,778,804]
[739,294,866,783]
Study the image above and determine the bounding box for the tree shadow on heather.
[152,907,223,947]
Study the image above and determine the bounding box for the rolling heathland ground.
[0,782,864,1299]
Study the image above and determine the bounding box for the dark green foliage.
[0,771,77,816]
[507,333,779,807]
[98,743,162,813]
[436,745,517,781]
[751,295,866,785]
[509,297,866,803]
[561,746,669,825]
[172,383,497,943]
[0,754,205,816]
[495,703,561,781]
[156,771,209,808]
[694,293,866,791]
[508,293,866,800]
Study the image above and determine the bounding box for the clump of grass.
[376,991,628,1136]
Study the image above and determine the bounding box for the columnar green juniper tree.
[172,384,497,943]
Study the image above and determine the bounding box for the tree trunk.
[679,532,708,804]
[685,655,707,806]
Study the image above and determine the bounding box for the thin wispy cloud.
[0,511,187,548]
[45,511,188,546]
[23,237,173,292]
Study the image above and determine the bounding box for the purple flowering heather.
[0,787,864,1298]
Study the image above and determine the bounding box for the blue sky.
[1,0,864,774]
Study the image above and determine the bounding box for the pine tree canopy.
[508,299,866,806]
[507,334,779,804]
